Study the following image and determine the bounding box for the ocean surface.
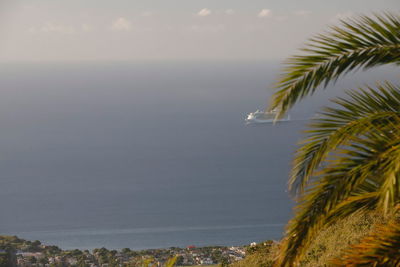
[0,61,396,250]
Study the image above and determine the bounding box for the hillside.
[230,212,385,267]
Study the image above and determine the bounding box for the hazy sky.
[0,0,398,61]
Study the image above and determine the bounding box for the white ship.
[245,109,290,124]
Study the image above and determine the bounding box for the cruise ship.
[245,109,290,124]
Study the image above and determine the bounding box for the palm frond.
[331,220,400,266]
[290,83,400,194]
[276,144,390,266]
[275,86,400,266]
[269,13,400,118]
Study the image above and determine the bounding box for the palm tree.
[268,13,400,266]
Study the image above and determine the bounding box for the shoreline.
[0,235,252,266]
[1,223,284,251]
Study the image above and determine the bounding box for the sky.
[0,0,398,62]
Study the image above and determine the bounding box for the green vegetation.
[230,212,388,267]
[231,13,400,267]
[269,13,400,267]
[229,241,278,267]
[0,236,52,253]
[331,219,400,266]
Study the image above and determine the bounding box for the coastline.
[0,235,251,266]
[2,223,284,251]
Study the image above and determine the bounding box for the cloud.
[111,17,132,31]
[197,8,211,17]
[29,23,76,34]
[28,23,95,35]
[225,9,235,15]
[258,9,271,18]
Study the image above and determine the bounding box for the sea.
[0,61,396,250]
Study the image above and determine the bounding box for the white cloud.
[197,8,211,17]
[32,23,76,34]
[111,17,132,31]
[28,23,94,35]
[225,9,235,15]
[258,9,271,18]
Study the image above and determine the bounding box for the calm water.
[0,61,396,250]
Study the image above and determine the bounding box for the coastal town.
[0,235,249,267]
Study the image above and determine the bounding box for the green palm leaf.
[290,83,400,194]
[269,13,400,118]
[275,85,400,266]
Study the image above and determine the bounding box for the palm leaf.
[275,86,400,266]
[290,83,400,194]
[277,144,397,266]
[269,13,400,118]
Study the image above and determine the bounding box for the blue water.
[0,61,396,250]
